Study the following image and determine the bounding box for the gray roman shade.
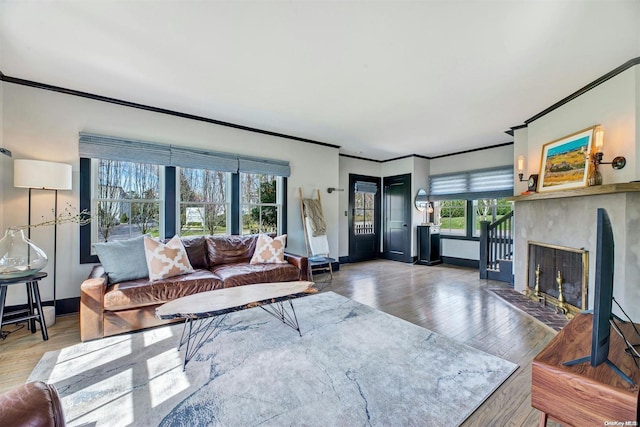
[429,166,513,200]
[238,155,291,177]
[79,132,290,176]
[79,133,172,165]
[354,181,378,194]
[171,146,238,173]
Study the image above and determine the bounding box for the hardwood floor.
[0,260,557,426]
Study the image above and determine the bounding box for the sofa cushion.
[93,235,148,284]
[144,235,194,281]
[212,262,300,288]
[250,234,287,264]
[103,269,224,311]
[206,234,260,266]
[180,236,209,269]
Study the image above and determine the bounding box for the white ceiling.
[1,1,639,161]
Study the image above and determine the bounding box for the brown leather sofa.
[80,234,308,341]
[0,381,65,427]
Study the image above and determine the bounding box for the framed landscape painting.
[538,126,595,192]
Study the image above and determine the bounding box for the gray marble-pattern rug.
[29,292,517,426]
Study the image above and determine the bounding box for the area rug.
[29,292,517,426]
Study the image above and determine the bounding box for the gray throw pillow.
[93,235,149,283]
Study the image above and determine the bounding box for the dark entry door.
[383,173,412,262]
[348,174,381,262]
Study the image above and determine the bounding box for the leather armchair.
[0,381,65,427]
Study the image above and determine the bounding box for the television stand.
[532,313,639,426]
[563,355,635,386]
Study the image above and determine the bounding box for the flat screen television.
[591,207,614,366]
[563,208,634,385]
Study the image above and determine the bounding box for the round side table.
[0,272,49,341]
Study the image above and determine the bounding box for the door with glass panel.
[348,174,380,262]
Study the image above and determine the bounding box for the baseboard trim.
[3,297,80,316]
[441,257,479,269]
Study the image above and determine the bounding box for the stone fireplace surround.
[512,183,640,321]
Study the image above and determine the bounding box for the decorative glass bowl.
[0,228,48,279]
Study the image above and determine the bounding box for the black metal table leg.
[26,281,35,332]
[0,285,7,339]
[30,280,48,341]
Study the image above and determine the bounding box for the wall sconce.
[517,155,526,181]
[588,126,626,186]
[327,187,344,194]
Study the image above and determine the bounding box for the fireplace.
[526,241,588,317]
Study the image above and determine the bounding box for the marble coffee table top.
[156,281,316,320]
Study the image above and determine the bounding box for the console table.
[416,225,441,266]
[0,272,49,341]
[532,312,639,426]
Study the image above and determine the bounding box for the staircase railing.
[479,211,514,282]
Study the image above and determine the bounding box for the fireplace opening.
[526,242,588,317]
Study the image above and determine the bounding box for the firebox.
[526,241,588,317]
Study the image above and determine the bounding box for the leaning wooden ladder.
[299,188,333,281]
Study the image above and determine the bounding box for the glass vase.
[0,228,48,279]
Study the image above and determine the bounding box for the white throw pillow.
[144,235,194,281]
[250,234,287,264]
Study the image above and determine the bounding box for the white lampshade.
[14,159,73,190]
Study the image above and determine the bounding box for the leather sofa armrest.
[0,381,65,427]
[80,265,108,342]
[284,252,309,281]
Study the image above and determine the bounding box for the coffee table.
[156,281,316,369]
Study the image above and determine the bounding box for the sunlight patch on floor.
[146,349,190,408]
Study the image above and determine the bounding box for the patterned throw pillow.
[250,234,288,264]
[144,235,194,281]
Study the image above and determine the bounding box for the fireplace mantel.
[511,186,640,321]
[508,182,640,202]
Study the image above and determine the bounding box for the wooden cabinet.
[532,313,639,426]
[417,225,441,266]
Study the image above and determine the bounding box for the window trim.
[79,159,288,264]
[435,199,468,237]
[239,173,284,235]
[177,167,232,236]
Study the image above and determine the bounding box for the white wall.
[1,83,339,305]
[0,81,4,234]
[513,63,640,318]
[523,67,637,185]
[429,144,514,261]
[513,127,529,195]
[430,144,514,175]
[411,157,430,257]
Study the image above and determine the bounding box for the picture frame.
[537,126,596,192]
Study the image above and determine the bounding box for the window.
[354,191,375,235]
[472,198,513,236]
[179,168,230,235]
[93,159,163,243]
[435,199,466,235]
[428,166,514,239]
[79,132,290,263]
[240,173,282,235]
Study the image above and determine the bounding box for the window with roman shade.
[79,132,290,263]
[428,166,513,200]
[428,166,513,238]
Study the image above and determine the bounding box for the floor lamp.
[14,159,73,325]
